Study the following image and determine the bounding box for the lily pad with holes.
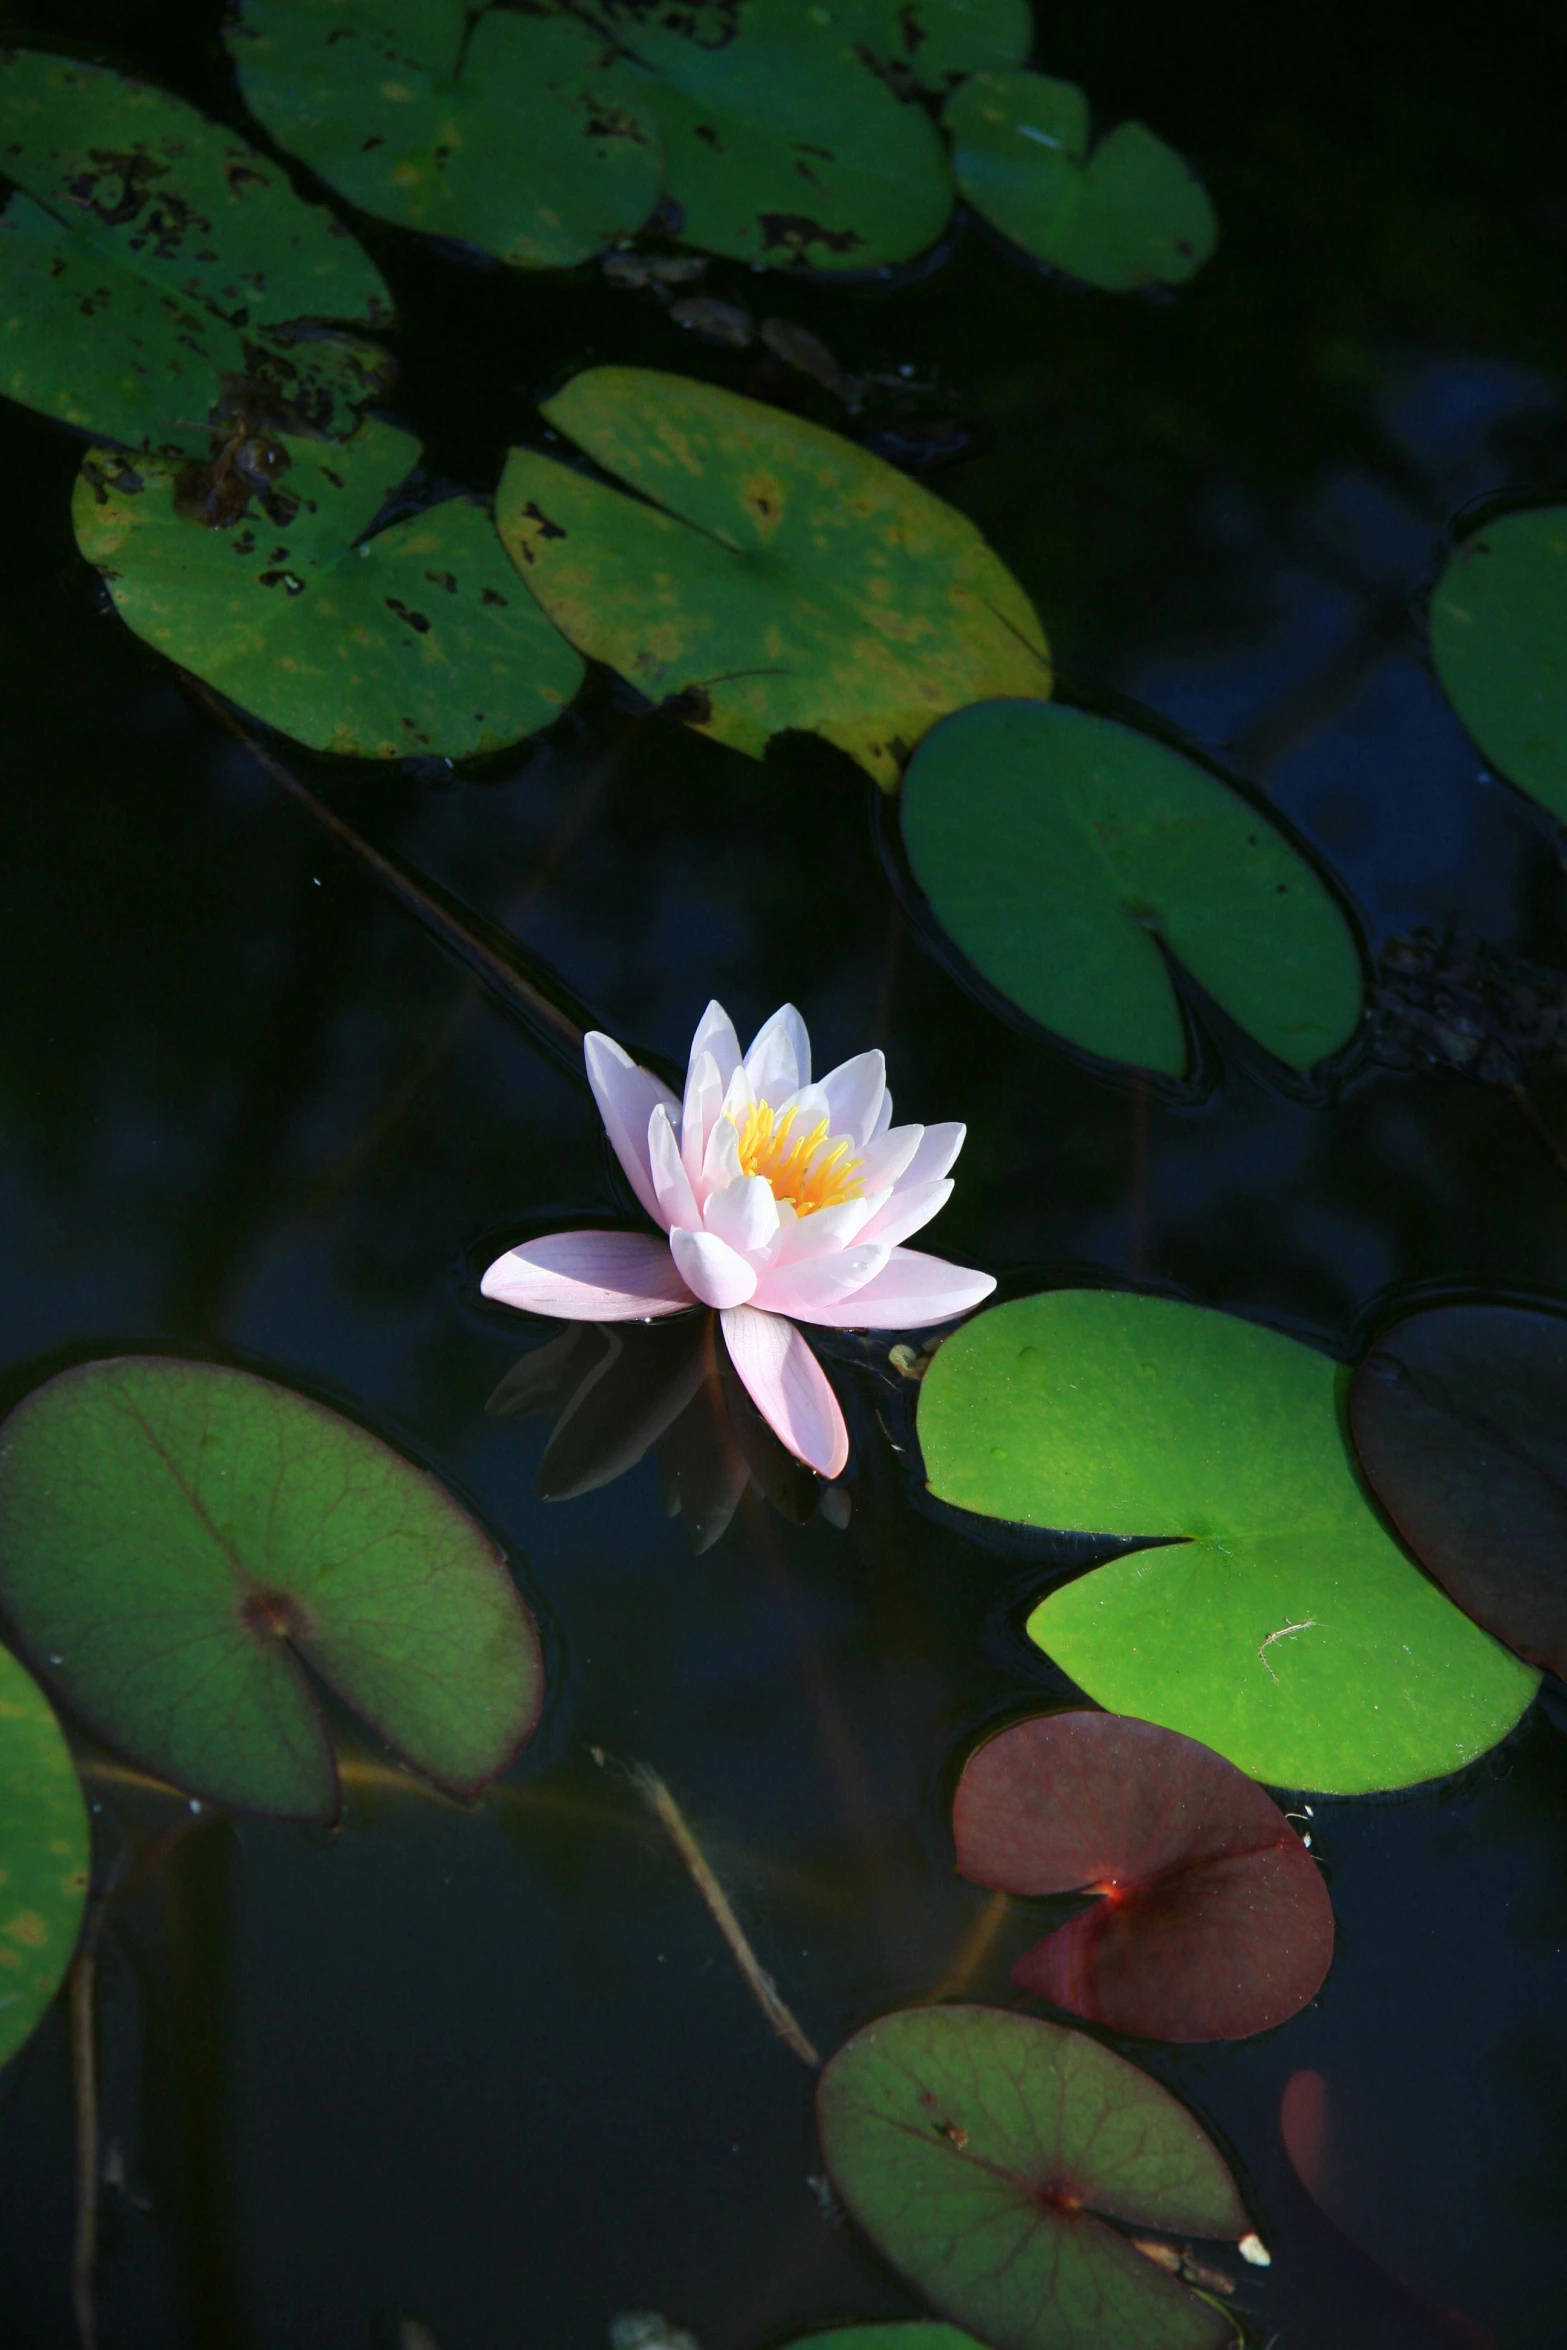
[943,70,1216,290]
[953,1711,1334,2041]
[0,47,392,450]
[821,0,1032,92]
[917,1290,1537,1793]
[225,0,662,270]
[0,1645,89,2072]
[496,367,1049,788]
[1429,505,1567,822]
[818,2004,1250,2350]
[72,415,584,757]
[592,0,954,271]
[900,699,1362,1075]
[1348,1302,1567,1679]
[0,1358,543,1823]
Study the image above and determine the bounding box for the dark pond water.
[2,1,1567,2345]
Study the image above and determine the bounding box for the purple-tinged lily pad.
[0,1359,542,1824]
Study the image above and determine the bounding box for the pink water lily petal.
[481,1231,694,1320]
[869,1090,893,1141]
[857,1123,924,1193]
[701,1110,744,1199]
[858,1176,954,1248]
[703,1173,781,1259]
[745,1004,810,1100]
[820,1050,886,1148]
[752,1240,892,1320]
[799,1246,997,1329]
[584,1033,677,1226]
[899,1121,966,1187]
[720,1305,849,1478]
[771,1192,885,1265]
[687,1000,743,1092]
[681,1048,725,1191]
[670,1226,759,1308]
[648,1104,698,1232]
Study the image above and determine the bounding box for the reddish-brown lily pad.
[952,1712,1334,2041]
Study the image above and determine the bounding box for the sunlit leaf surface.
[918,1290,1537,1793]
[0,47,392,449]
[594,0,953,270]
[497,367,1050,787]
[226,0,663,269]
[818,2003,1250,2350]
[953,1711,1334,2040]
[73,417,584,758]
[943,69,1216,289]
[1429,505,1567,822]
[0,1359,544,1822]
[900,699,1363,1075]
[1349,1302,1567,1679]
[821,0,1033,92]
[0,1645,88,2072]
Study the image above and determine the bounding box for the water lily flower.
[481,1002,995,1481]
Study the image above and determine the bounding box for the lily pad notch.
[0,1357,546,1823]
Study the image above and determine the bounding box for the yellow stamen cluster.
[735,1099,862,1216]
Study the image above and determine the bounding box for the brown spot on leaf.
[386,597,432,633]
[757,212,862,256]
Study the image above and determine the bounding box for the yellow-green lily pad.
[73,416,584,758]
[0,1644,89,2073]
[496,366,1050,787]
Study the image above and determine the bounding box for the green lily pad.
[496,367,1050,788]
[0,1644,89,2073]
[0,1358,544,1823]
[781,2332,987,2349]
[226,0,662,270]
[595,0,953,270]
[917,1290,1537,1794]
[1429,505,1567,823]
[817,2004,1249,2350]
[73,416,584,758]
[0,47,392,450]
[822,0,1032,92]
[943,70,1216,290]
[900,699,1363,1076]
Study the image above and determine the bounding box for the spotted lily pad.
[497,367,1050,787]
[917,1290,1537,1793]
[0,1358,544,1823]
[1429,505,1567,823]
[822,0,1032,92]
[226,0,662,269]
[818,2004,1250,2350]
[0,1645,89,2072]
[592,0,953,270]
[0,46,392,450]
[953,1712,1334,2041]
[1348,1302,1567,1680]
[73,416,583,757]
[943,70,1216,290]
[900,699,1363,1075]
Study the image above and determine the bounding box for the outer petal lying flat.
[819,1050,886,1147]
[745,1003,811,1100]
[703,1172,782,1260]
[720,1305,849,1479]
[670,1226,759,1308]
[585,1032,678,1226]
[481,1231,694,1320]
[858,1177,955,1248]
[796,1247,997,1329]
[752,1241,891,1320]
[648,1105,699,1232]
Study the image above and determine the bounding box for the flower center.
[735,1100,862,1216]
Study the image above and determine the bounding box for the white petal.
[480,1231,693,1320]
[819,1049,886,1147]
[669,1226,759,1309]
[857,1122,923,1193]
[858,1177,954,1248]
[720,1305,849,1478]
[796,1247,996,1329]
[870,1089,893,1141]
[680,1048,726,1191]
[686,999,743,1090]
[648,1104,699,1232]
[896,1121,966,1188]
[584,1032,678,1227]
[752,1241,891,1321]
[770,1080,833,1136]
[701,1112,744,1198]
[703,1173,781,1261]
[744,1003,811,1100]
[771,1191,884,1264]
